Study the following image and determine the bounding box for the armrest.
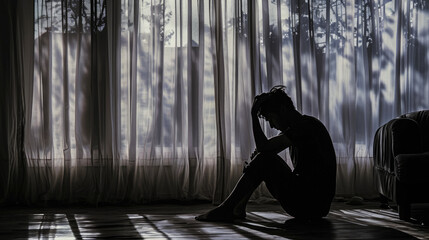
[373,118,421,174]
[395,152,429,182]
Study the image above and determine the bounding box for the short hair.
[257,85,295,119]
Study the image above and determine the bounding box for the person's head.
[256,85,295,129]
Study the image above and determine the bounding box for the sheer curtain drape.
[0,1,34,203]
[19,0,257,204]
[1,0,429,204]
[281,0,429,196]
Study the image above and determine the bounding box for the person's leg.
[232,153,294,217]
[246,153,322,219]
[195,152,292,221]
[195,169,262,221]
[252,153,294,199]
[232,191,253,219]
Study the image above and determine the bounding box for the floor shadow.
[233,217,419,240]
[1,203,427,239]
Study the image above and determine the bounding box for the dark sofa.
[373,110,429,220]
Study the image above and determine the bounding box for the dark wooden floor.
[1,200,428,239]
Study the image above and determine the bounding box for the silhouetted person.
[196,86,336,221]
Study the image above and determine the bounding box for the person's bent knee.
[253,152,281,162]
[245,152,283,173]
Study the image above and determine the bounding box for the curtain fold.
[211,0,228,204]
[2,0,429,205]
[0,0,34,203]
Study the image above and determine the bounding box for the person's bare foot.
[195,206,242,222]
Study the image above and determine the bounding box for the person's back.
[285,115,336,217]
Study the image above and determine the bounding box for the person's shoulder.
[302,115,321,123]
[301,115,327,129]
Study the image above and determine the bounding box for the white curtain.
[1,0,429,204]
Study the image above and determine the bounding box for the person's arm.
[252,113,291,153]
[251,97,292,153]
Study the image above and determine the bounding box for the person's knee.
[245,152,282,173]
[255,152,285,166]
[253,152,279,162]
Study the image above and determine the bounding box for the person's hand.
[244,148,259,172]
[251,93,267,116]
[250,148,259,160]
